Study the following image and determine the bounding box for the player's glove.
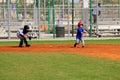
[28,36,32,40]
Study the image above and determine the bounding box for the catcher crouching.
[17,25,31,47]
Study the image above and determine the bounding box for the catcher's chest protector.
[16,30,23,38]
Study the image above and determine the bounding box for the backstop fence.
[0,0,120,40]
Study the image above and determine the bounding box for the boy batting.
[74,21,88,48]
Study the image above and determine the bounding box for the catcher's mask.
[23,25,30,33]
[24,25,29,30]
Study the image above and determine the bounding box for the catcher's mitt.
[28,36,32,40]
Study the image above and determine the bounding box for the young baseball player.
[74,21,87,48]
[17,25,31,47]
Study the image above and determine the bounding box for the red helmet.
[78,21,83,27]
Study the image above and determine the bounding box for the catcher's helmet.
[24,25,29,30]
[78,21,83,27]
[98,3,101,7]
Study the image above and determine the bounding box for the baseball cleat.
[26,44,30,47]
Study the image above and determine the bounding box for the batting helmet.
[78,21,83,27]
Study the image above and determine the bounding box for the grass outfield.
[0,52,120,80]
[0,39,120,80]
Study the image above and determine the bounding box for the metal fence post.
[89,0,93,37]
[36,0,41,39]
[72,0,74,37]
[48,0,50,34]
[119,0,120,18]
[6,0,11,40]
[52,0,56,38]
[67,0,70,39]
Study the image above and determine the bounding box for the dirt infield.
[0,44,120,60]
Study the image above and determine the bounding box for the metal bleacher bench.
[97,25,120,34]
[86,24,120,37]
[1,21,37,38]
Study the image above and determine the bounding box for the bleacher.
[90,24,120,37]
[0,21,38,39]
[0,26,7,39]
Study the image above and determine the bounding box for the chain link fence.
[0,0,120,40]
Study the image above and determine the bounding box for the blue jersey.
[76,27,84,39]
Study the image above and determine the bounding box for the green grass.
[0,39,120,46]
[0,52,120,80]
[86,39,120,44]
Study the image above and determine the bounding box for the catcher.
[74,21,88,48]
[17,25,31,47]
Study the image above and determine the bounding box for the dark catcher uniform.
[17,25,30,47]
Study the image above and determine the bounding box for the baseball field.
[0,39,120,80]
